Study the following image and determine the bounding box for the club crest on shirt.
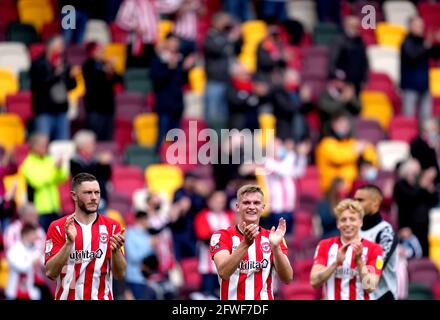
[261,242,271,254]
[99,232,109,244]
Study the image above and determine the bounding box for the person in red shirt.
[310,199,384,300]
[44,173,126,300]
[210,184,293,300]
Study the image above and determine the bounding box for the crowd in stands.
[1,0,440,300]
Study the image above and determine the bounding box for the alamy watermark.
[61,5,76,30]
[164,121,275,168]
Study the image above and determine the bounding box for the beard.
[77,198,99,214]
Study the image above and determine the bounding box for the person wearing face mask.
[328,15,369,94]
[316,114,377,193]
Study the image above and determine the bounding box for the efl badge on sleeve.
[210,234,221,247]
[376,255,384,270]
[45,239,53,254]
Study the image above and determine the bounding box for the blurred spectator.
[59,0,91,44]
[410,118,440,188]
[193,190,235,298]
[224,0,252,21]
[318,71,361,137]
[400,16,440,124]
[172,0,201,57]
[3,203,51,300]
[317,177,344,239]
[70,130,112,209]
[256,25,286,80]
[398,227,423,260]
[226,64,269,131]
[241,138,309,234]
[150,33,194,152]
[393,158,438,256]
[30,35,78,141]
[272,69,313,141]
[329,15,368,94]
[22,133,68,231]
[116,0,159,68]
[203,12,241,133]
[125,210,157,299]
[316,114,377,192]
[83,42,122,141]
[6,223,43,300]
[171,172,206,260]
[0,147,18,232]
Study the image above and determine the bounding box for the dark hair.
[21,223,37,237]
[71,173,98,191]
[135,211,148,219]
[357,184,383,199]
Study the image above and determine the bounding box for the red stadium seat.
[279,281,319,300]
[354,118,386,145]
[107,192,132,217]
[179,257,202,298]
[5,91,33,124]
[59,180,75,215]
[388,116,418,143]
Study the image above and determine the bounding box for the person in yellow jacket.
[316,114,377,193]
[22,133,68,231]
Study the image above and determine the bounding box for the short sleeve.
[313,240,328,266]
[366,243,384,276]
[210,229,232,259]
[44,222,65,264]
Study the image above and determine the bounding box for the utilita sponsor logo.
[239,259,269,273]
[70,249,103,263]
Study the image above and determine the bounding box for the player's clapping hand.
[269,217,286,248]
[241,222,259,246]
[351,241,363,262]
[65,214,77,244]
[337,242,350,265]
[110,229,125,252]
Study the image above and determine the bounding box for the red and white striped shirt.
[210,225,288,300]
[313,237,384,300]
[263,152,307,213]
[3,220,46,253]
[194,209,235,274]
[44,214,123,300]
[173,0,199,41]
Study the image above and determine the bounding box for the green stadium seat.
[6,22,39,46]
[123,144,160,171]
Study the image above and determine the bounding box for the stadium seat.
[158,20,174,43]
[107,192,132,217]
[133,113,159,147]
[0,42,31,79]
[179,257,202,298]
[123,144,159,170]
[110,22,128,43]
[48,140,76,172]
[383,1,417,28]
[66,44,88,66]
[301,46,329,80]
[58,179,75,215]
[188,66,206,94]
[364,71,402,114]
[367,45,400,84]
[297,193,319,216]
[407,283,433,300]
[298,174,322,200]
[123,68,152,94]
[115,91,146,123]
[107,209,126,229]
[17,0,54,32]
[29,42,45,61]
[112,165,146,198]
[388,116,418,143]
[0,68,19,106]
[104,43,127,75]
[286,0,317,33]
[0,257,8,291]
[313,23,340,46]
[376,140,410,171]
[430,68,440,97]
[3,168,28,207]
[13,142,30,166]
[360,90,394,130]
[0,113,25,151]
[5,91,33,125]
[375,22,407,49]
[145,164,184,201]
[84,19,111,45]
[114,119,133,153]
[6,22,40,46]
[354,118,386,145]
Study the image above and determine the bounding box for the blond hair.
[236,184,264,202]
[334,199,364,220]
